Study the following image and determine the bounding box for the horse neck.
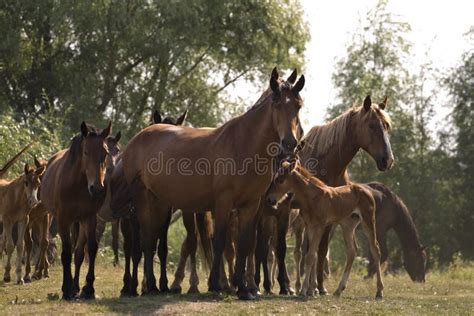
[289,171,323,208]
[218,99,278,158]
[302,117,359,186]
[392,203,423,255]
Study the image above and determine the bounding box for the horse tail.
[110,160,133,218]
[195,211,214,272]
[0,143,33,178]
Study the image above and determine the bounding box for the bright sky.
[298,0,473,131]
[235,0,473,132]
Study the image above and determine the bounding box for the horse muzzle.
[88,184,105,198]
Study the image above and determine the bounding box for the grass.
[0,255,473,314]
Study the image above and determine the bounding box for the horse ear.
[35,165,46,176]
[101,121,112,138]
[288,159,297,172]
[270,67,280,95]
[286,69,297,84]
[114,131,121,143]
[379,96,388,110]
[363,95,372,111]
[80,121,89,137]
[34,156,42,169]
[292,75,305,94]
[24,163,31,174]
[153,110,162,124]
[176,110,188,126]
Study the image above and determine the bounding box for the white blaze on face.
[383,130,394,168]
[29,188,39,206]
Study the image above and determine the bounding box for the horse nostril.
[282,138,297,151]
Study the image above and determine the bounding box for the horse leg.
[316,225,332,295]
[208,200,232,293]
[334,221,357,297]
[120,218,132,296]
[40,214,51,279]
[233,200,260,300]
[130,215,142,296]
[23,224,33,283]
[80,216,98,299]
[300,226,322,297]
[58,219,74,300]
[157,208,171,292]
[188,232,200,294]
[253,219,265,294]
[73,224,86,297]
[361,213,384,299]
[170,213,194,294]
[2,219,14,282]
[293,219,303,293]
[269,247,277,292]
[112,220,119,267]
[276,212,294,295]
[222,217,236,291]
[15,217,28,284]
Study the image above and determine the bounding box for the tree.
[445,32,474,260]
[0,0,310,137]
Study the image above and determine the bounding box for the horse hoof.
[376,290,384,300]
[24,277,31,284]
[141,288,159,296]
[3,275,11,283]
[169,286,182,294]
[187,286,200,294]
[280,288,289,295]
[238,291,256,301]
[319,287,328,295]
[62,294,74,301]
[79,291,95,300]
[333,291,341,298]
[17,279,24,285]
[249,288,260,297]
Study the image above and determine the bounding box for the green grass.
[0,256,473,314]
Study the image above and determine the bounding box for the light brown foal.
[266,160,384,299]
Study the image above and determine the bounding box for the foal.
[266,160,384,299]
[0,163,44,284]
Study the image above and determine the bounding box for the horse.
[266,159,384,299]
[0,155,45,284]
[70,131,121,294]
[363,182,427,282]
[110,109,187,297]
[293,95,394,295]
[40,121,113,300]
[118,68,305,300]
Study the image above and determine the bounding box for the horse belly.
[144,173,214,210]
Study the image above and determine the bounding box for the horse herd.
[0,68,427,302]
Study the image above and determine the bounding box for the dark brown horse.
[363,182,427,282]
[119,68,305,300]
[110,110,187,297]
[295,95,394,295]
[40,122,112,300]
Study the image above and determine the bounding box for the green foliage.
[0,109,64,177]
[0,0,309,140]
[329,0,473,267]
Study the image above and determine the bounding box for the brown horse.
[110,110,187,297]
[40,122,112,300]
[71,131,121,293]
[119,68,305,300]
[23,157,51,282]
[266,159,384,299]
[0,157,45,284]
[363,182,427,282]
[294,95,394,295]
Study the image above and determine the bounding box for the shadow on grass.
[68,291,305,313]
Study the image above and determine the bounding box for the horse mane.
[68,124,101,165]
[301,104,392,158]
